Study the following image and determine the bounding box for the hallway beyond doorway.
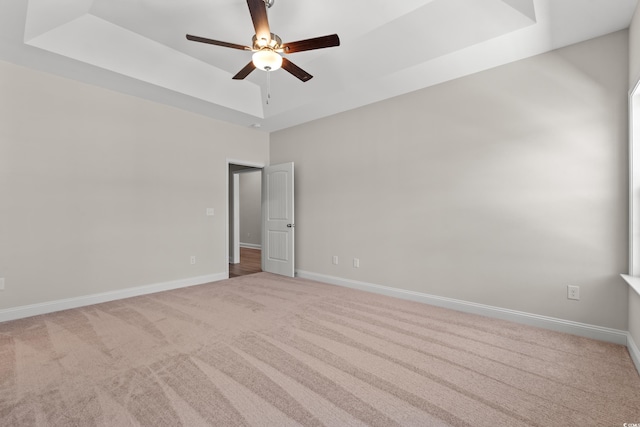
[229,247,262,278]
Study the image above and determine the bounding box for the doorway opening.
[229,163,263,278]
[227,161,296,278]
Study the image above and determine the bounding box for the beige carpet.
[1,273,639,426]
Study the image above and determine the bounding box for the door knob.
[287,224,295,228]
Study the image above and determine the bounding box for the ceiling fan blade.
[246,0,271,44]
[281,58,313,82]
[232,62,257,80]
[281,34,340,54]
[186,34,250,51]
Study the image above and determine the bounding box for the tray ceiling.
[1,0,637,131]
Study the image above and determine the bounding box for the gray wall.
[629,7,640,355]
[270,31,630,330]
[0,24,636,340]
[239,171,262,247]
[0,60,268,309]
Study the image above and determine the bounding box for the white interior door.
[262,162,295,277]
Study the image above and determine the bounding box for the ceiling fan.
[186,0,340,82]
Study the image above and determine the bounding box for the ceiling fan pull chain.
[266,66,272,104]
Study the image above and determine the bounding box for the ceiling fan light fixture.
[252,49,282,71]
[186,0,339,82]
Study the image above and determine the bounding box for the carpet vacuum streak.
[1,272,639,426]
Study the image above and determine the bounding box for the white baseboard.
[296,270,629,346]
[628,332,640,375]
[240,243,262,250]
[0,272,228,323]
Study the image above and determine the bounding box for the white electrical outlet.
[206,208,215,216]
[0,278,4,290]
[567,285,580,300]
[190,256,196,265]
[353,258,360,268]
[332,256,339,265]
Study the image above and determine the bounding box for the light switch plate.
[0,278,5,290]
[206,208,215,216]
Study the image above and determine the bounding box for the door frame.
[226,159,264,275]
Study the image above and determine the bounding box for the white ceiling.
[0,0,637,132]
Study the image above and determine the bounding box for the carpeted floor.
[1,272,639,426]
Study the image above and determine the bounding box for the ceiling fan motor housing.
[252,33,282,50]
